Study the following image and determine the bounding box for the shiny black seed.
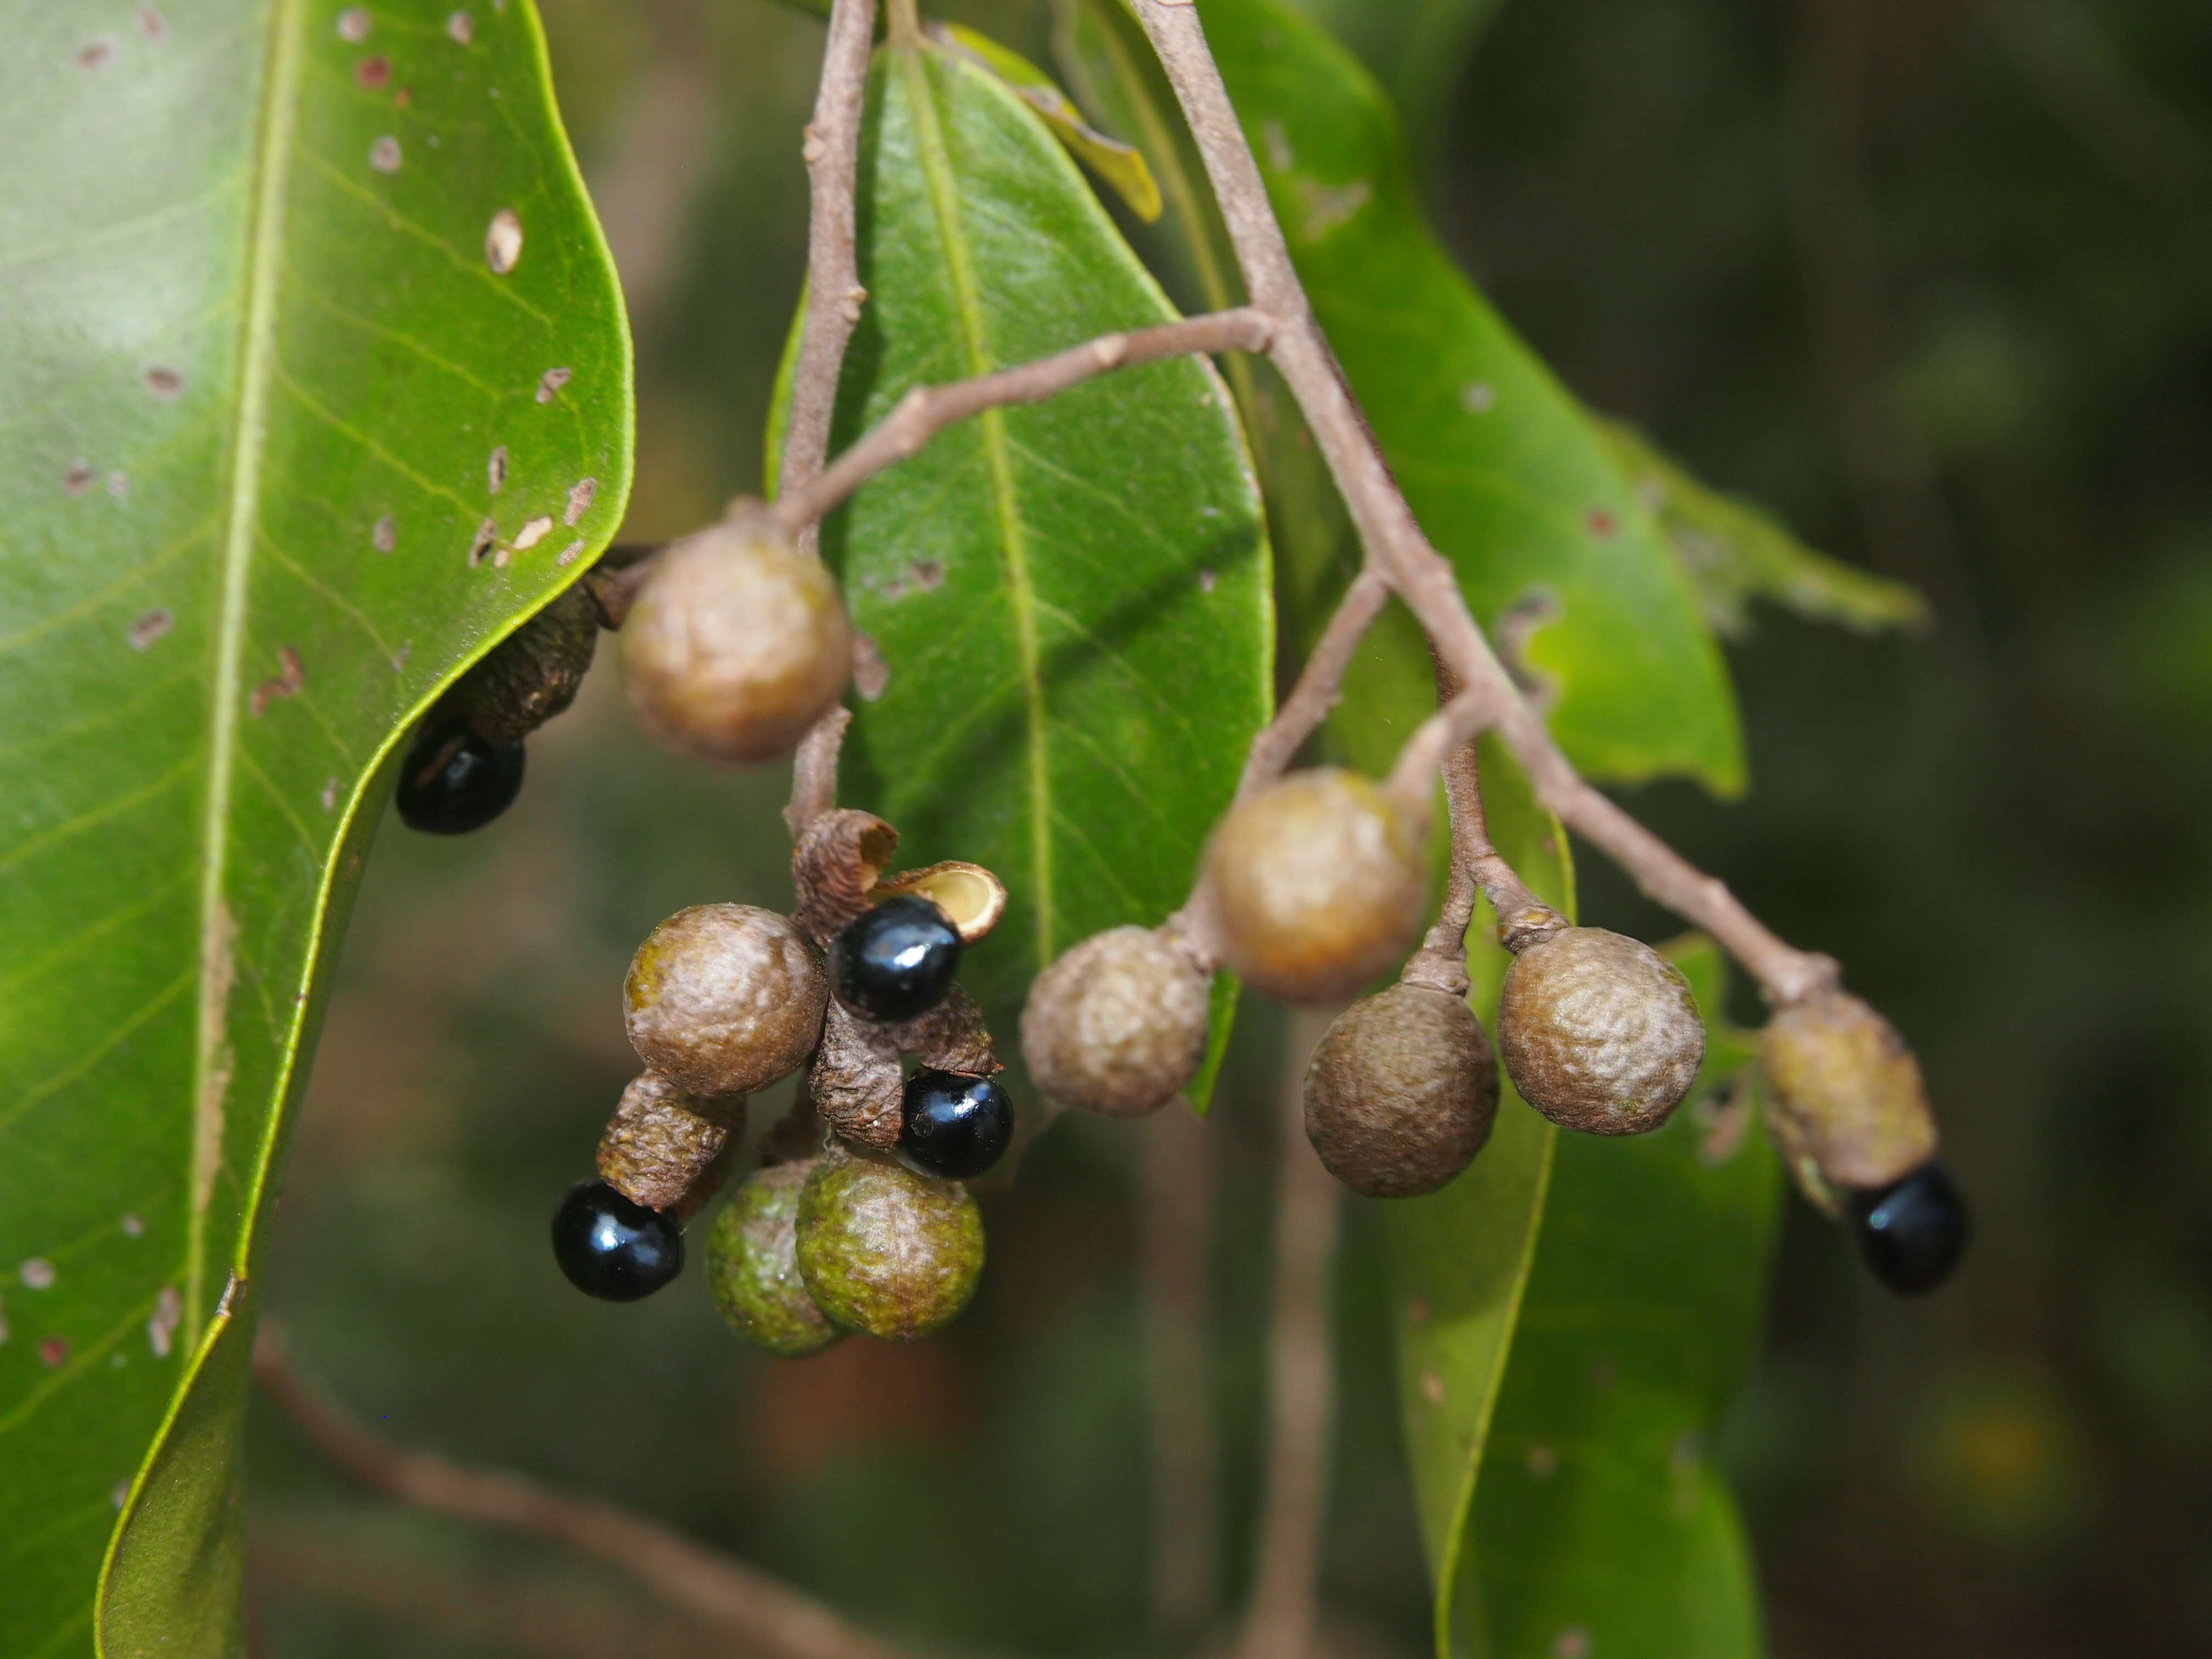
[396,719,524,834]
[1847,1161,1968,1295]
[551,1178,684,1301]
[829,894,962,1022]
[897,1070,1013,1181]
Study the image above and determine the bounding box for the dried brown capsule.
[625,904,827,1096]
[707,1163,841,1357]
[1761,989,1937,1192]
[447,582,600,747]
[1022,926,1209,1117]
[808,996,905,1152]
[1304,983,1499,1197]
[792,809,899,947]
[887,984,1000,1078]
[794,1152,984,1340]
[596,1071,747,1218]
[1497,928,1704,1135]
[1205,769,1429,1005]
[619,518,851,764]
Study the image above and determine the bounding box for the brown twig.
[1233,568,1389,800]
[251,1325,903,1659]
[1129,0,1837,1006]
[772,309,1277,535]
[1233,1009,1341,1659]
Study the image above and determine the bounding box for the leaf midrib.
[896,42,1056,971]
[186,0,304,1352]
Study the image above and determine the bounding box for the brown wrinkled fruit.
[1304,983,1499,1197]
[596,1071,746,1217]
[1022,927,1209,1117]
[619,519,851,764]
[449,583,600,747]
[1205,769,1429,1004]
[624,904,827,1096]
[1497,927,1704,1135]
[708,1163,842,1357]
[794,1153,984,1341]
[1761,989,1936,1190]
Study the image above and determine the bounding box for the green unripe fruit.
[795,1154,984,1341]
[707,1163,841,1357]
[1205,769,1428,1005]
[625,904,827,1096]
[1022,926,1210,1117]
[1497,927,1703,1135]
[619,520,851,765]
[1762,989,1936,1192]
[1304,983,1499,1197]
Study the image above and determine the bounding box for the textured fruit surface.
[707,1164,842,1355]
[1762,989,1937,1189]
[1205,769,1427,1003]
[898,1072,1014,1181]
[624,905,827,1096]
[1497,927,1704,1135]
[395,720,525,835]
[619,521,852,764]
[450,583,601,747]
[829,894,963,1021]
[551,1180,684,1302]
[596,1073,745,1216]
[1022,926,1210,1116]
[795,1156,984,1340]
[1305,983,1500,1197]
[1848,1161,1968,1294]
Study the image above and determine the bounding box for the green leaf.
[1293,0,1510,157]
[1384,733,1572,1655]
[0,3,631,1651]
[1192,0,1747,793]
[1457,936,1779,1659]
[927,22,1163,223]
[1598,420,1929,641]
[775,35,1272,1048]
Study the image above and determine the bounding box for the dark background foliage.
[251,1,2212,1654]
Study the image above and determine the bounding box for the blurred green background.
[249,1,2212,1655]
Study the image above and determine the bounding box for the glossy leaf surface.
[1458,936,1778,1659]
[0,3,630,1650]
[1198,0,1747,792]
[780,35,1272,1041]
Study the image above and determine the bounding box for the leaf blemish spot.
[468,518,496,566]
[64,461,94,496]
[77,38,116,70]
[110,1480,129,1509]
[356,55,390,89]
[337,7,370,42]
[319,777,338,812]
[121,1212,144,1237]
[1462,381,1496,413]
[142,365,185,399]
[1406,1295,1429,1325]
[1550,1628,1591,1659]
[139,7,168,40]
[40,1336,69,1368]
[393,642,412,672]
[1586,509,1617,538]
[249,646,305,715]
[513,515,553,551]
[108,470,129,499]
[369,134,402,173]
[372,513,397,552]
[448,10,473,44]
[853,634,890,701]
[129,608,173,650]
[1420,1370,1444,1404]
[909,558,943,592]
[1526,1444,1558,1478]
[20,1258,55,1290]
[563,477,596,524]
[535,366,571,403]
[485,208,523,273]
[487,444,507,493]
[556,538,584,567]
[148,1286,182,1358]
[1198,568,1217,594]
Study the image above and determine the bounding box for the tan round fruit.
[794,1155,984,1341]
[1761,989,1936,1190]
[708,1163,842,1357]
[619,520,851,764]
[1022,927,1210,1117]
[624,904,827,1096]
[1304,982,1499,1197]
[1204,769,1428,1004]
[1496,927,1703,1135]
